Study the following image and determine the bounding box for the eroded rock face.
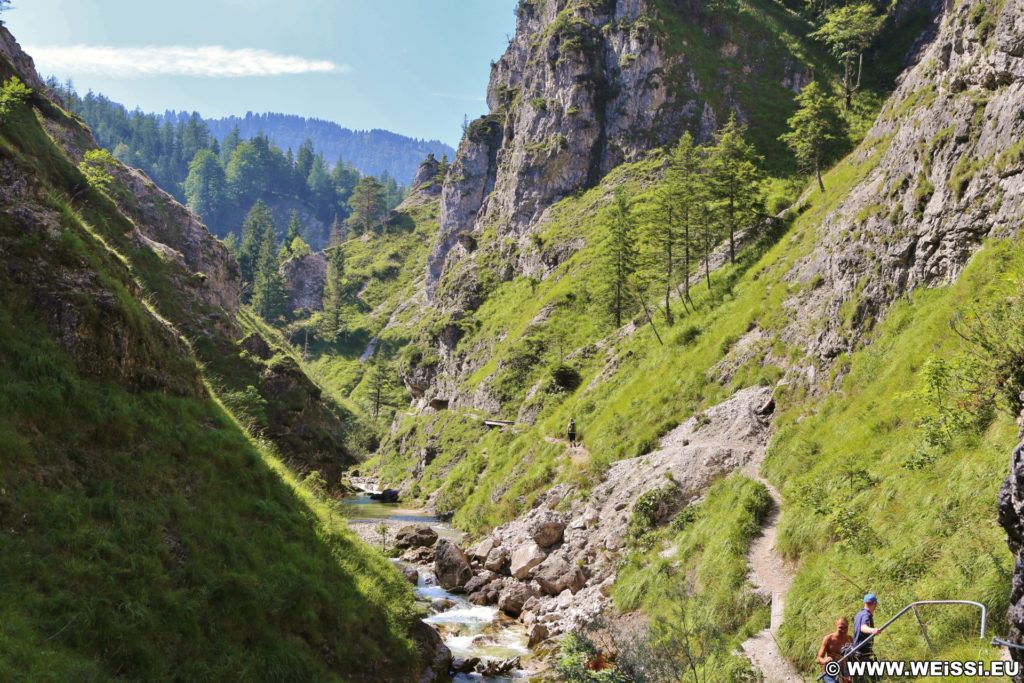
[426,0,817,301]
[280,252,327,311]
[781,0,1024,366]
[999,397,1024,675]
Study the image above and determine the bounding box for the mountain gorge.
[4,0,1024,679]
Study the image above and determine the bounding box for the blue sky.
[4,0,516,146]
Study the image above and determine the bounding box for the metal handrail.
[815,600,988,680]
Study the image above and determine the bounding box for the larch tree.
[707,113,762,264]
[780,81,843,192]
[604,189,638,328]
[812,2,885,109]
[664,131,706,309]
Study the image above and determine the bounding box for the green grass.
[611,474,773,679]
[0,57,425,681]
[765,238,1024,671]
[0,212,420,683]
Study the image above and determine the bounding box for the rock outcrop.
[426,0,817,300]
[280,251,327,311]
[782,0,1024,365]
[999,395,1024,675]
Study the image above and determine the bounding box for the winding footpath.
[740,459,803,682]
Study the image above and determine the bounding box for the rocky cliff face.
[281,251,327,311]
[781,0,1024,366]
[999,400,1024,675]
[426,0,816,301]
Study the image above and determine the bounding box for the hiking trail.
[740,457,802,682]
[543,435,591,467]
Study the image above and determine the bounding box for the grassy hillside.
[0,60,427,682]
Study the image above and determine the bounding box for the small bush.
[549,363,582,391]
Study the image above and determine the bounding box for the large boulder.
[433,539,473,590]
[534,555,586,595]
[464,571,498,595]
[484,545,510,573]
[497,582,537,617]
[370,488,400,502]
[395,524,439,549]
[468,536,496,561]
[529,510,566,548]
[528,623,549,648]
[510,542,546,579]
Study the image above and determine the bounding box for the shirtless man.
[817,617,853,683]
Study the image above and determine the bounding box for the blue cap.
[864,593,877,604]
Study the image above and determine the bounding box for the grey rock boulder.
[529,510,566,548]
[534,555,586,596]
[433,539,473,590]
[510,542,546,579]
[395,524,439,549]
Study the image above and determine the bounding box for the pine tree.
[184,149,227,227]
[239,200,275,286]
[320,246,346,341]
[707,114,763,264]
[780,81,843,192]
[346,176,387,235]
[604,189,637,328]
[251,223,287,322]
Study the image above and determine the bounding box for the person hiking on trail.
[817,617,853,683]
[851,593,882,681]
[567,418,577,447]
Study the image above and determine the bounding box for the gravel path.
[740,461,804,682]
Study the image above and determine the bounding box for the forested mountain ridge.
[198,111,454,183]
[55,87,409,249]
[0,25,446,682]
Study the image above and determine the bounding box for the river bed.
[341,491,531,682]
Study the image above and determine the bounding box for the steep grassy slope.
[300,199,439,418]
[0,49,430,683]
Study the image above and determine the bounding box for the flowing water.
[341,492,529,682]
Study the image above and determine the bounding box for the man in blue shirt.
[852,594,882,681]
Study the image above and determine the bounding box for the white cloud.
[25,44,349,78]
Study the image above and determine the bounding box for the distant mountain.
[186,112,455,185]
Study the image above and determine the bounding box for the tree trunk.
[843,57,852,109]
[728,193,736,264]
[665,232,673,325]
[816,157,825,192]
[856,51,863,90]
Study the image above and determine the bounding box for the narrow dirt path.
[740,461,804,682]
[543,434,591,467]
